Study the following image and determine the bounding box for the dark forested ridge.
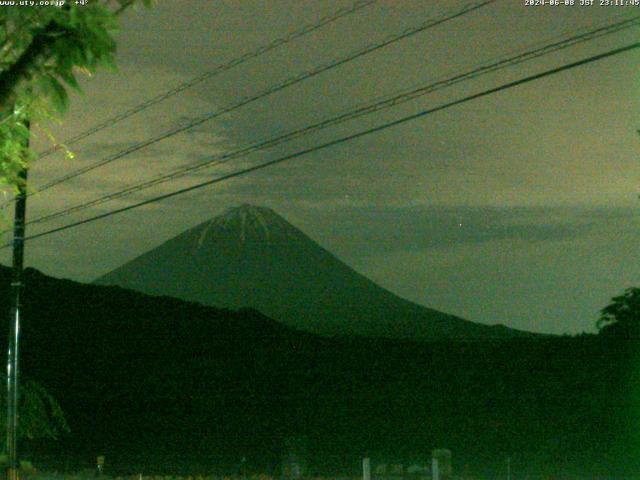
[0,266,637,477]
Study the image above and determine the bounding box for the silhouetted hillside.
[0,266,637,477]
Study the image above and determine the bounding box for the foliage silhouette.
[597,287,640,337]
[0,379,69,447]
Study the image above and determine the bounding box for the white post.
[432,458,439,480]
[363,457,371,480]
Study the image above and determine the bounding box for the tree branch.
[0,21,60,116]
[114,0,136,15]
[0,2,137,116]
[0,10,43,65]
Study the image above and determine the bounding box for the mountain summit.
[95,205,530,340]
[200,204,306,243]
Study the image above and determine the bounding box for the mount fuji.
[95,204,532,340]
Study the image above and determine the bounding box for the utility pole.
[6,127,28,480]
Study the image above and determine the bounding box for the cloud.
[282,204,640,255]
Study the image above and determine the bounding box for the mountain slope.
[95,205,529,340]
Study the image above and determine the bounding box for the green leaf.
[0,0,154,191]
[42,75,68,113]
[56,67,81,91]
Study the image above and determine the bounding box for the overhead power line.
[10,41,640,247]
[35,0,377,159]
[25,14,640,228]
[29,0,495,197]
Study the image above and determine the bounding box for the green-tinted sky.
[2,0,639,334]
